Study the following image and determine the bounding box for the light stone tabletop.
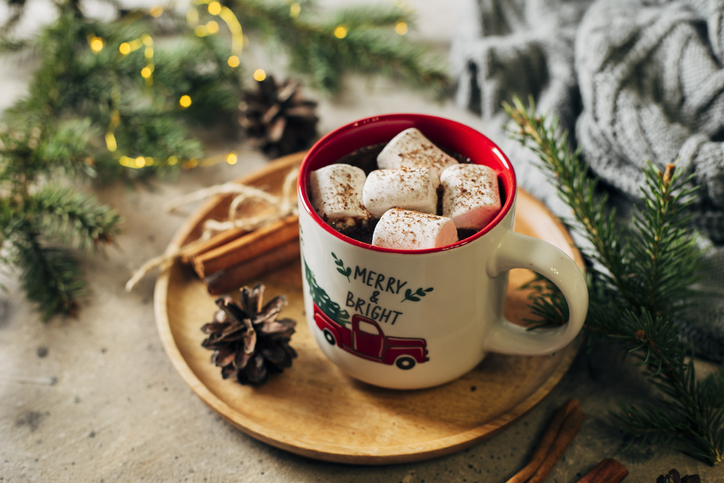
[1,1,721,482]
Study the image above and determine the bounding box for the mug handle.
[485,230,588,355]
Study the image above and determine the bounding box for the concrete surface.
[2,1,723,482]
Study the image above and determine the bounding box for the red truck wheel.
[323,329,337,346]
[395,356,416,370]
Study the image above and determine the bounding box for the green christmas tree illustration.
[303,257,351,328]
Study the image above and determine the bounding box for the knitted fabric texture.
[450,0,724,360]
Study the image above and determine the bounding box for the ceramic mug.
[297,114,588,390]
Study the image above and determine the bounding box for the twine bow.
[125,168,299,292]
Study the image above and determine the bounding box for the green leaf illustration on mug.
[331,252,351,282]
[401,287,434,302]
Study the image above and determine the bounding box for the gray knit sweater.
[451,0,724,360]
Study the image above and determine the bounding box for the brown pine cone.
[238,75,318,158]
[201,283,297,386]
[656,469,700,483]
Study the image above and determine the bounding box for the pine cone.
[656,469,700,483]
[201,283,297,386]
[238,75,318,158]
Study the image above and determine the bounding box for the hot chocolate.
[328,142,487,243]
[308,129,505,249]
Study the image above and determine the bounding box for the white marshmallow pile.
[309,164,370,229]
[309,128,502,250]
[372,209,458,250]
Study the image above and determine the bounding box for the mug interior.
[298,114,517,253]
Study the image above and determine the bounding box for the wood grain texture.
[154,152,585,465]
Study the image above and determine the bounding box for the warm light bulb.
[226,153,238,165]
[150,6,163,17]
[119,42,131,55]
[227,55,240,68]
[395,21,408,35]
[207,1,221,15]
[334,25,348,39]
[206,21,219,34]
[105,133,117,152]
[167,156,179,166]
[179,95,192,108]
[289,2,301,18]
[135,156,146,168]
[141,67,152,78]
[253,69,266,82]
[90,37,104,52]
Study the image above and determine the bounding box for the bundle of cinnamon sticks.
[180,154,303,295]
[183,214,300,295]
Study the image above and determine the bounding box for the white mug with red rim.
[297,114,588,390]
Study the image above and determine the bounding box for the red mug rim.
[298,114,517,254]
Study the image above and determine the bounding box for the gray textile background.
[451,0,724,360]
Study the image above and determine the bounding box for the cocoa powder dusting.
[323,142,485,243]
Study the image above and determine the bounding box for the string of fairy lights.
[87,0,410,170]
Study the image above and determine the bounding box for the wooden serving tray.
[154,152,584,465]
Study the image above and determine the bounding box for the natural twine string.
[125,168,299,292]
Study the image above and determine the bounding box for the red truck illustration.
[313,303,429,370]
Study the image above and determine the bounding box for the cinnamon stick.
[192,214,299,278]
[205,237,300,295]
[576,459,628,483]
[526,403,586,483]
[506,399,581,483]
[179,226,253,265]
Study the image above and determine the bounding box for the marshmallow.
[372,208,458,250]
[440,164,501,230]
[362,167,438,218]
[377,128,458,180]
[309,163,370,229]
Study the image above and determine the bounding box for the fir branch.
[616,361,724,464]
[12,228,87,320]
[622,310,686,379]
[503,98,630,308]
[30,185,122,251]
[520,273,569,329]
[230,0,448,95]
[6,5,240,180]
[323,4,415,30]
[505,96,722,465]
[34,118,99,178]
[628,163,702,319]
[0,0,449,320]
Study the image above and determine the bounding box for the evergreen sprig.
[30,186,122,252]
[230,0,448,95]
[1,0,446,318]
[13,232,89,320]
[504,96,723,465]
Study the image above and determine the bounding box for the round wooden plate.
[154,153,584,465]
